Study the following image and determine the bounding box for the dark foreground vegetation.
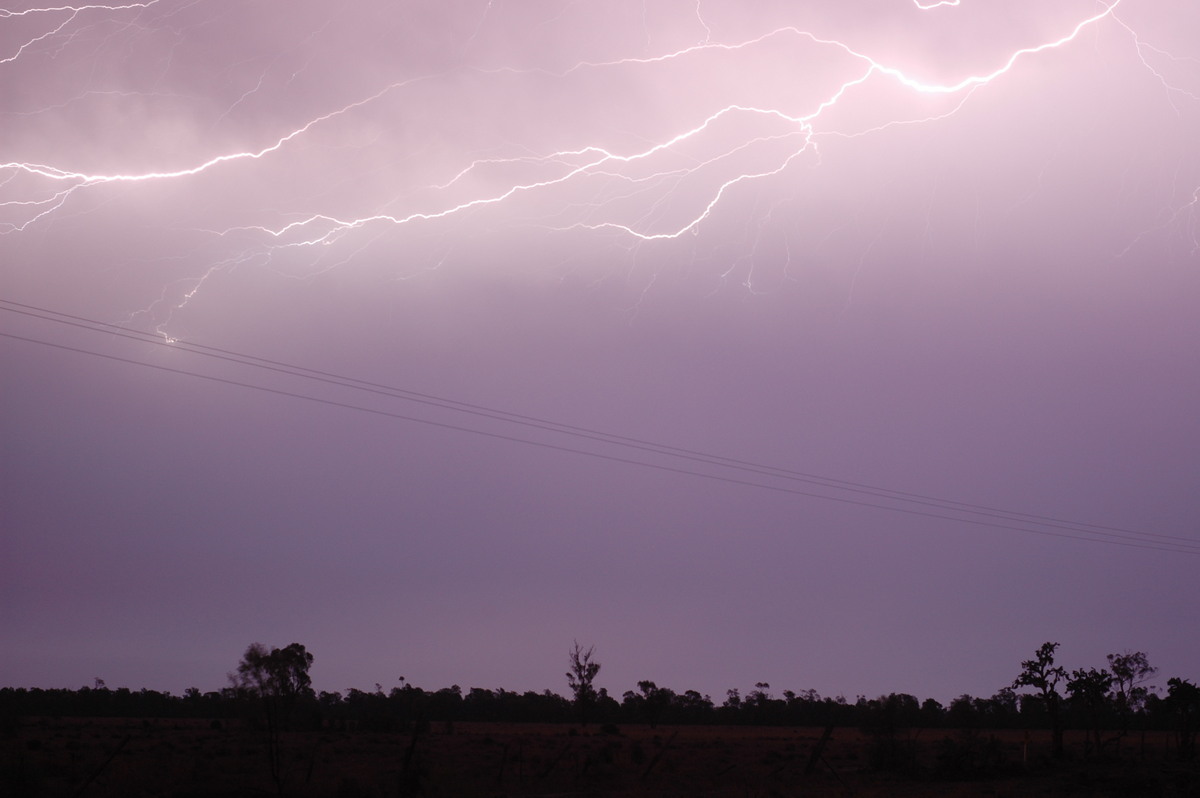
[2,641,1197,796]
[6,717,1200,797]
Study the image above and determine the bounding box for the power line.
[5,299,1195,554]
[0,299,1178,543]
[3,302,1197,555]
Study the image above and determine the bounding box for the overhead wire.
[0,300,1175,541]
[2,299,1197,555]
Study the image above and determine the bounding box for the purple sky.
[2,0,1198,705]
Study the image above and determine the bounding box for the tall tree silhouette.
[1067,667,1112,758]
[231,642,315,795]
[1013,642,1067,759]
[566,641,600,726]
[1165,678,1200,761]
[1107,651,1156,744]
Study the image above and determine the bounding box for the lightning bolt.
[1,0,1196,330]
[0,2,164,65]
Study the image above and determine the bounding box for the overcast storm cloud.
[2,0,1198,702]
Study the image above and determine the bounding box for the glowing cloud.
[1,0,1196,327]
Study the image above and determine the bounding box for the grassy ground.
[2,716,1196,797]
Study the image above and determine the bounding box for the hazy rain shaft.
[2,0,1198,702]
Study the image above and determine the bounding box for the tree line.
[2,641,1196,760]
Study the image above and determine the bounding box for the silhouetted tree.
[233,642,314,722]
[920,697,946,728]
[231,642,315,795]
[1067,667,1113,758]
[721,688,742,722]
[744,682,784,723]
[859,694,921,771]
[675,689,714,723]
[632,680,672,728]
[566,641,600,725]
[947,694,979,729]
[1165,678,1200,761]
[1107,650,1156,753]
[1013,642,1067,758]
[984,688,1020,728]
[1108,651,1156,713]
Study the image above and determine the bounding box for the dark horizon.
[0,638,1188,714]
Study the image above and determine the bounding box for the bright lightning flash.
[1,0,1197,332]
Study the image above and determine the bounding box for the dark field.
[3,717,1198,797]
